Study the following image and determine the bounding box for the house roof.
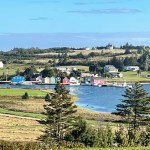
[91,77,104,80]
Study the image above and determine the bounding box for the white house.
[106,44,113,50]
[0,61,3,68]
[124,66,139,71]
[104,65,118,73]
[42,77,50,84]
[69,77,80,85]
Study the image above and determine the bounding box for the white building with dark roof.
[0,61,3,68]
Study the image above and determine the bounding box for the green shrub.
[22,92,29,99]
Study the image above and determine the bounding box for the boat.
[81,81,92,86]
[16,81,33,85]
[113,82,132,88]
[70,82,80,86]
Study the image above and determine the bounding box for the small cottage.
[49,76,56,84]
[90,77,104,85]
[42,77,50,84]
[70,77,80,85]
[104,65,118,73]
[30,74,42,82]
[61,77,70,84]
[124,66,139,71]
[11,75,25,83]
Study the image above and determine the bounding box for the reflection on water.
[1,84,150,113]
[69,86,84,95]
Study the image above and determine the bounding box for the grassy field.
[0,87,121,142]
[106,71,150,83]
[0,89,149,150]
[0,114,43,142]
[0,88,47,96]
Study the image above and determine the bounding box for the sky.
[0,0,150,51]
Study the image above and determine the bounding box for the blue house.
[11,75,25,83]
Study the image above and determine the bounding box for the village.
[7,63,140,87]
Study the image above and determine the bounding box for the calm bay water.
[1,84,150,113]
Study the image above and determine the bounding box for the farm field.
[0,114,43,142]
[0,88,120,143]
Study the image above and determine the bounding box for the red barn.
[90,77,104,85]
[61,77,70,84]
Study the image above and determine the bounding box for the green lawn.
[106,71,150,83]
[0,88,47,96]
[0,108,45,119]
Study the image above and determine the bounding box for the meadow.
[0,88,120,142]
[0,88,149,149]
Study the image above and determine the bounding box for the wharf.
[0,81,11,84]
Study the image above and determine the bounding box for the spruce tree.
[41,82,77,150]
[113,82,150,130]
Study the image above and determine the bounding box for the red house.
[61,77,70,84]
[90,77,104,85]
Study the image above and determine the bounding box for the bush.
[45,93,51,101]
[22,92,29,99]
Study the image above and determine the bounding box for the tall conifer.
[41,82,77,150]
[114,82,150,130]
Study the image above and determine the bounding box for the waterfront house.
[69,77,80,85]
[42,77,50,84]
[11,75,25,83]
[30,74,42,82]
[49,76,56,84]
[90,77,104,85]
[104,65,118,73]
[61,77,70,84]
[124,66,139,71]
[0,61,3,68]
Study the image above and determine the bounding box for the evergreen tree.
[40,82,77,150]
[113,83,150,130]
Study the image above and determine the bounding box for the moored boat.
[113,82,132,88]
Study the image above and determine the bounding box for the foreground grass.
[64,147,150,150]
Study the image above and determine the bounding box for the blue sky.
[0,0,150,50]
